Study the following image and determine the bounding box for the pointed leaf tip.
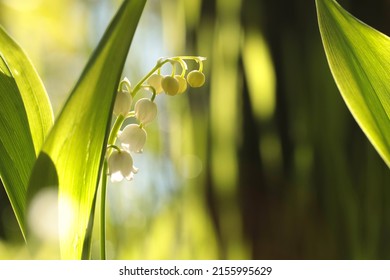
[317,0,390,167]
[28,0,146,259]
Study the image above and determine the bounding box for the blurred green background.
[1,0,390,259]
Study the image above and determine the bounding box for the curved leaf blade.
[316,0,390,166]
[28,0,146,259]
[0,27,54,239]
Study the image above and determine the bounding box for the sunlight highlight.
[27,188,58,241]
[242,31,276,121]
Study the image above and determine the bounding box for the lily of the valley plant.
[0,0,206,260]
[101,56,206,259]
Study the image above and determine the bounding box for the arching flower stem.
[140,85,157,102]
[108,114,125,147]
[106,144,121,153]
[131,59,169,98]
[195,57,205,72]
[131,56,205,98]
[100,55,205,260]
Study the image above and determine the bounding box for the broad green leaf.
[28,0,146,259]
[316,0,390,167]
[0,27,54,239]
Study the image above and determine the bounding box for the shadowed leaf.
[0,27,53,239]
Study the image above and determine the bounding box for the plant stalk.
[100,160,108,260]
[100,114,125,260]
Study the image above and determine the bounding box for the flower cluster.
[106,56,206,182]
[146,57,206,96]
[147,70,205,96]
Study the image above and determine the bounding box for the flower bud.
[135,98,157,126]
[113,89,132,116]
[147,73,164,94]
[108,149,138,182]
[187,70,205,88]
[118,124,147,153]
[175,75,187,94]
[161,76,179,96]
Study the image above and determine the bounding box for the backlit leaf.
[28,0,146,259]
[0,27,53,239]
[316,0,390,167]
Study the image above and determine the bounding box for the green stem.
[197,59,204,72]
[107,144,121,152]
[100,160,108,260]
[119,77,131,92]
[131,59,169,98]
[100,114,124,260]
[108,114,125,146]
[139,85,157,102]
[170,61,176,77]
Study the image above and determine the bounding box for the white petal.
[113,90,132,116]
[110,171,124,182]
[134,98,157,126]
[118,124,147,153]
[125,173,134,181]
[147,73,163,94]
[117,152,133,178]
[107,150,121,174]
[107,149,136,182]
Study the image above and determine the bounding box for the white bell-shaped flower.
[108,149,138,182]
[118,124,147,153]
[187,70,205,88]
[135,98,157,126]
[175,75,188,94]
[147,73,164,94]
[161,75,179,96]
[113,89,132,116]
